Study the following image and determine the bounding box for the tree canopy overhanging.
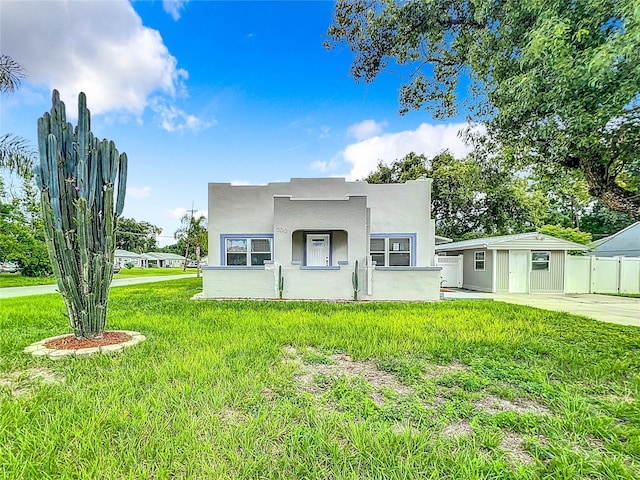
[326,0,640,220]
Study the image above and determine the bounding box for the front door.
[509,250,529,293]
[306,234,330,266]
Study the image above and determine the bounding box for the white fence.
[566,256,640,294]
[435,255,463,288]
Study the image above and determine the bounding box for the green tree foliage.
[0,55,34,177]
[538,225,592,245]
[327,0,640,220]
[115,217,162,253]
[364,152,546,240]
[580,201,636,238]
[174,214,208,273]
[0,199,52,277]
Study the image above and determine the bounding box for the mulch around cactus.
[44,331,132,350]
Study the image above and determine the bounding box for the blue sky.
[1,0,472,246]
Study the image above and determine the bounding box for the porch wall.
[202,268,275,298]
[369,268,441,301]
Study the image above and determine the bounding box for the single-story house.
[114,249,144,268]
[435,232,588,293]
[202,177,441,301]
[586,222,640,257]
[142,252,187,268]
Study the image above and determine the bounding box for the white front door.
[509,250,529,293]
[306,234,330,266]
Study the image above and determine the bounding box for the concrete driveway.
[0,274,197,299]
[468,292,639,327]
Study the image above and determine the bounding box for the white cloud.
[310,156,341,173]
[127,186,151,199]
[230,180,253,186]
[341,122,475,180]
[162,0,189,20]
[347,119,387,141]
[152,99,217,133]
[1,0,187,116]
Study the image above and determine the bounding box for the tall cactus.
[35,90,127,339]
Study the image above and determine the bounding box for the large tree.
[327,0,640,220]
[365,151,545,240]
[115,217,162,253]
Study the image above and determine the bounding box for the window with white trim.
[225,237,272,266]
[369,237,411,266]
[531,251,550,271]
[474,251,485,271]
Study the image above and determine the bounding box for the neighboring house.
[435,233,588,293]
[202,177,441,301]
[114,249,144,268]
[587,222,640,257]
[142,252,186,268]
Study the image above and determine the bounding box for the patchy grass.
[1,278,639,479]
[601,293,640,299]
[0,267,192,288]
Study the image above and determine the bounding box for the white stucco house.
[201,177,441,301]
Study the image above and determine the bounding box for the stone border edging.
[24,330,146,360]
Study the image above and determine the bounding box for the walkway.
[0,274,197,299]
[442,290,640,327]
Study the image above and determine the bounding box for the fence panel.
[435,255,463,288]
[566,256,640,294]
[620,258,640,294]
[566,256,591,293]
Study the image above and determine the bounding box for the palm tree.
[0,55,35,177]
[175,213,208,277]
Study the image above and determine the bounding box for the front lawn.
[1,279,638,479]
[0,267,191,288]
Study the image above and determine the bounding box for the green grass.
[601,293,640,299]
[0,273,56,288]
[0,267,191,288]
[114,267,193,278]
[1,279,639,479]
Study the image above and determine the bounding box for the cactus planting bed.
[1,278,639,479]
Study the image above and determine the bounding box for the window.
[531,251,550,271]
[369,236,412,266]
[474,251,485,271]
[225,237,272,266]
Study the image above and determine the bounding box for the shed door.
[509,250,529,293]
[306,234,330,266]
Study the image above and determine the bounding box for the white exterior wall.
[204,177,439,301]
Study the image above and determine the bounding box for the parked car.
[0,261,20,273]
[186,261,198,268]
[113,264,121,274]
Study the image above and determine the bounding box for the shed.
[587,222,640,257]
[435,232,588,293]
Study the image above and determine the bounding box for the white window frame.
[474,251,486,271]
[224,237,272,266]
[369,236,412,267]
[531,251,550,272]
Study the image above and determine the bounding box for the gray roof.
[142,252,186,261]
[587,222,640,257]
[115,249,142,258]
[435,232,589,252]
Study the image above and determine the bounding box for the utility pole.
[183,202,196,272]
